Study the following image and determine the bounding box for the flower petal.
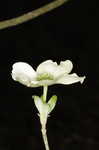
[53,60,73,78]
[12,62,37,87]
[56,73,86,85]
[36,60,58,75]
[59,60,73,74]
[36,60,73,79]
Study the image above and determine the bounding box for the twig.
[0,0,68,30]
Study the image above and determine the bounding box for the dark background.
[0,0,99,149]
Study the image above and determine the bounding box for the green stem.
[41,86,49,150]
[43,85,48,102]
[41,126,50,150]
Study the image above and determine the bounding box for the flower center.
[37,73,54,81]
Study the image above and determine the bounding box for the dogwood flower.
[11,59,86,150]
[11,60,85,87]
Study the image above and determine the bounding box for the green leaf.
[32,95,49,115]
[32,95,42,113]
[47,95,57,114]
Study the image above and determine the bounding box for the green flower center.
[37,73,54,81]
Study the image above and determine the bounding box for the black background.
[0,0,99,149]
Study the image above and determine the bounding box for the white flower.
[11,60,85,87]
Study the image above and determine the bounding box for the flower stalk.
[41,125,50,150]
[43,86,48,102]
[41,86,50,150]
[33,87,58,150]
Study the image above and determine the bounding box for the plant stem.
[41,86,49,150]
[43,85,48,102]
[41,125,50,150]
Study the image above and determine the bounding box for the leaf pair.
[33,95,57,115]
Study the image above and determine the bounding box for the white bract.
[11,60,85,87]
